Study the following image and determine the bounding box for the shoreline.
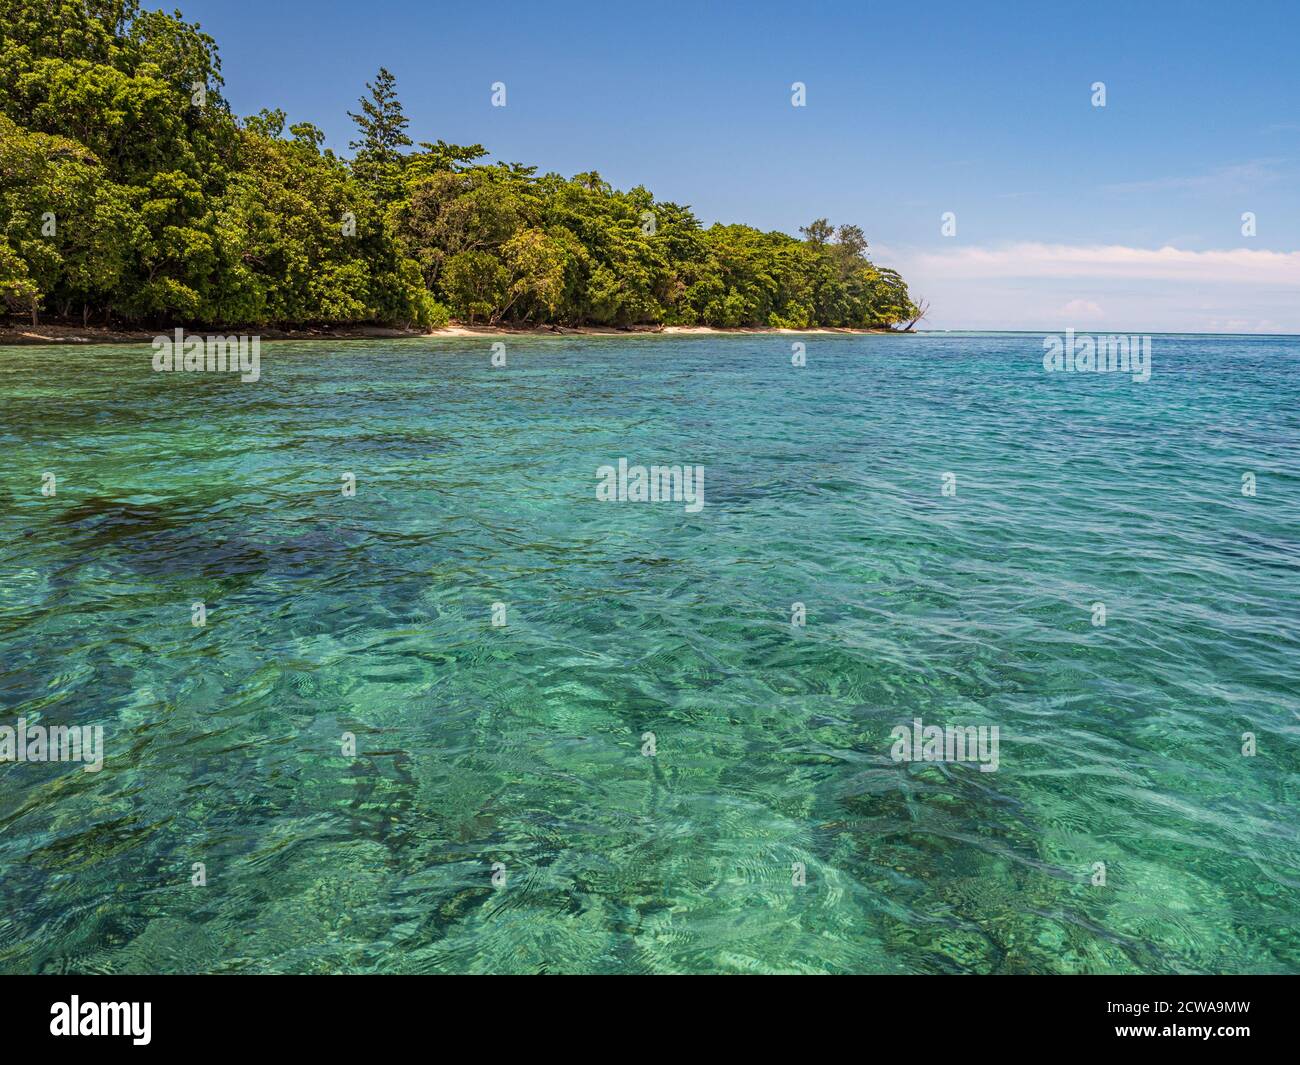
[0,322,907,346]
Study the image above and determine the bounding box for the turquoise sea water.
[0,331,1297,974]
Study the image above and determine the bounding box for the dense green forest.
[0,1,922,331]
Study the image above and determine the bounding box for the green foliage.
[0,2,920,330]
[424,299,451,328]
[442,249,507,323]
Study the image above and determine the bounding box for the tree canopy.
[0,1,921,330]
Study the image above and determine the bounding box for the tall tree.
[347,67,411,158]
[347,67,410,201]
[799,218,834,248]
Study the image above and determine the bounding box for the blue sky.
[181,0,1300,331]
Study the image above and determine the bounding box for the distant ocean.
[1,331,1296,973]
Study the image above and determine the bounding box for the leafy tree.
[799,218,834,248]
[442,250,507,323]
[406,139,489,180]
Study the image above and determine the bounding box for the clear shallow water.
[1,332,1297,974]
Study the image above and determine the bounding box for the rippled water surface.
[1,332,1297,973]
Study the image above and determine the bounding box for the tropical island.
[0,1,923,339]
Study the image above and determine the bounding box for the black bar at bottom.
[1,974,1293,1051]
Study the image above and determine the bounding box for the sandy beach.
[0,322,905,346]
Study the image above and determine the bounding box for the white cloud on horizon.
[1060,298,1104,319]
[905,243,1300,285]
[874,242,1300,332]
